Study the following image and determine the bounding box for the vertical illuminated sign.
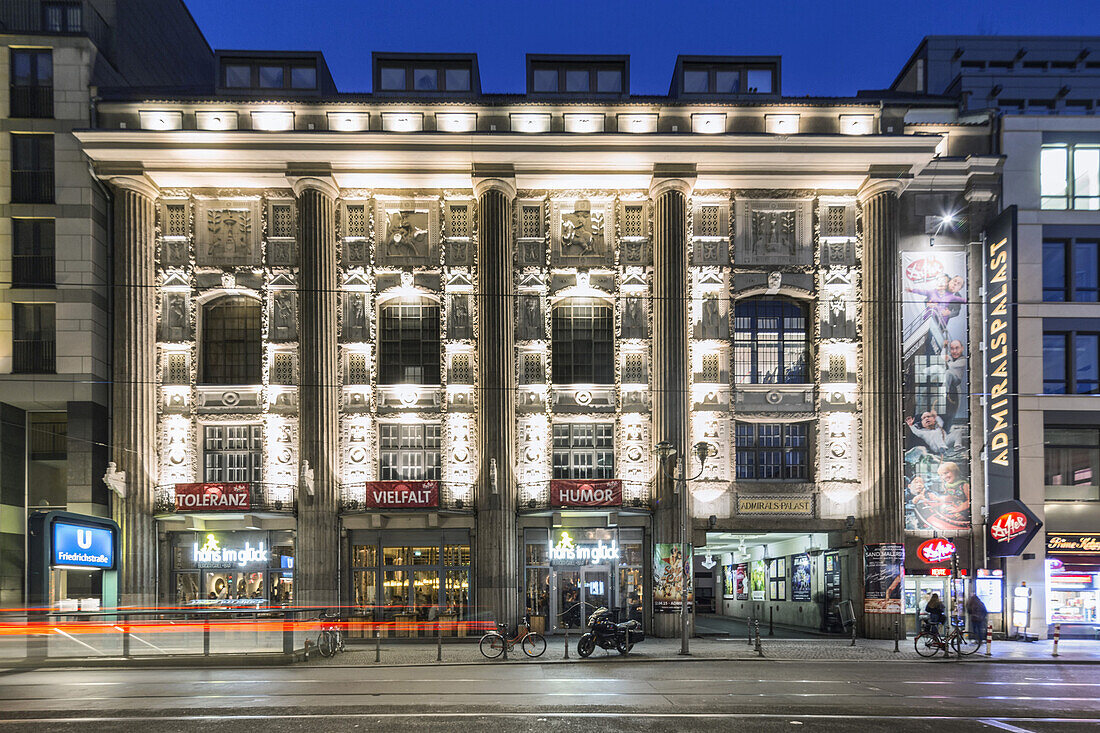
[982,206,1018,505]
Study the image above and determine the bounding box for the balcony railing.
[340,481,474,513]
[9,86,53,118]
[0,1,113,59]
[11,171,54,204]
[12,339,55,373]
[154,483,297,515]
[12,255,55,287]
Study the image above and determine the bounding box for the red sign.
[991,511,1028,544]
[930,568,950,577]
[362,481,439,509]
[550,479,622,508]
[917,538,957,564]
[174,483,250,512]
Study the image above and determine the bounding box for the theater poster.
[901,251,971,531]
[723,565,735,599]
[653,543,693,612]
[735,563,749,600]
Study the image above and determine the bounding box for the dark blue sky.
[186,0,1100,96]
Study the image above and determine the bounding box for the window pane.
[746,69,772,93]
[1043,333,1068,393]
[1043,240,1067,301]
[225,65,251,87]
[413,68,437,90]
[716,70,740,93]
[1073,148,1100,199]
[445,68,470,91]
[379,301,440,384]
[565,69,589,92]
[683,69,708,93]
[596,69,621,93]
[290,66,316,89]
[1076,334,1099,394]
[1074,241,1099,301]
[380,67,405,90]
[202,297,262,384]
[258,66,283,88]
[533,69,558,92]
[1041,146,1069,198]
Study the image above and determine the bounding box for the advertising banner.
[735,563,749,600]
[864,543,904,614]
[653,543,693,613]
[792,553,812,602]
[550,479,622,508]
[901,250,971,531]
[750,560,767,601]
[983,206,1019,506]
[723,565,735,599]
[174,482,250,512]
[52,521,115,569]
[1047,533,1100,557]
[362,480,439,509]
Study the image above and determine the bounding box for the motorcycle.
[577,606,645,657]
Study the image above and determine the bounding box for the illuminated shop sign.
[982,206,1019,506]
[548,530,620,564]
[192,533,269,568]
[1047,533,1100,556]
[550,479,622,508]
[52,521,115,569]
[175,482,250,511]
[362,481,439,509]
[916,538,956,564]
[986,499,1041,558]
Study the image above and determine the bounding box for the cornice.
[289,175,340,199]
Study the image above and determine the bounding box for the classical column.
[110,178,159,607]
[650,173,694,638]
[858,178,905,638]
[473,174,519,626]
[293,177,341,610]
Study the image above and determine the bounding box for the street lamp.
[655,439,713,655]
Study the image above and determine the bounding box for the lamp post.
[655,440,712,656]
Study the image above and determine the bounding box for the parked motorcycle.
[577,606,645,657]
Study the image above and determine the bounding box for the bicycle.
[479,614,547,659]
[316,611,345,658]
[914,618,981,657]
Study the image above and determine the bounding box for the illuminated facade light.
[840,114,875,135]
[251,110,295,131]
[196,111,238,130]
[382,112,424,132]
[691,113,726,134]
[327,111,370,131]
[139,110,182,130]
[616,113,658,133]
[765,114,800,134]
[435,112,477,132]
[563,113,604,133]
[510,113,551,133]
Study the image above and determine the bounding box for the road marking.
[981,720,1036,733]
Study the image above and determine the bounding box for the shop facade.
[167,529,295,607]
[1045,533,1100,636]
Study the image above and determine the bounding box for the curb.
[0,652,301,670]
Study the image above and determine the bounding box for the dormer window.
[220,59,319,91]
[672,56,779,97]
[374,54,479,94]
[527,55,628,96]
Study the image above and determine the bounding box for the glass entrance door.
[556,569,582,631]
[582,566,611,624]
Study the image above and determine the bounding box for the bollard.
[375,629,381,664]
[769,607,774,637]
[754,621,763,657]
[850,621,856,647]
[563,631,570,660]
[1053,623,1060,657]
[122,621,131,658]
[747,617,754,646]
[985,623,992,657]
[436,622,442,662]
[203,617,211,656]
[501,625,508,661]
[893,620,900,653]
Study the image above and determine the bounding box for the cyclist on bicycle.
[923,593,946,633]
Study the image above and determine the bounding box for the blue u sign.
[52,521,115,569]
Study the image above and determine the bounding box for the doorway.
[551,565,612,632]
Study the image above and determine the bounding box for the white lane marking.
[981,720,1036,733]
[47,629,104,656]
[910,681,1100,687]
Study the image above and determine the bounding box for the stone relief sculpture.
[163,237,187,266]
[821,413,857,481]
[696,295,726,339]
[621,297,647,339]
[386,210,429,258]
[822,269,856,340]
[102,462,126,499]
[622,237,646,265]
[751,210,795,259]
[518,296,544,340]
[272,291,297,342]
[161,293,188,341]
[205,209,253,265]
[343,292,369,342]
[345,238,369,266]
[734,200,812,267]
[521,237,544,267]
[554,199,607,265]
[448,295,472,340]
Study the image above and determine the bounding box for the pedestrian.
[924,592,946,633]
[965,593,988,638]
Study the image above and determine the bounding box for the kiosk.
[27,511,120,612]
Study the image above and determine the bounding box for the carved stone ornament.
[271,291,298,342]
[621,297,647,339]
[102,462,126,499]
[518,295,544,340]
[449,294,473,339]
[552,199,611,266]
[343,292,369,342]
[197,203,260,267]
[375,200,440,267]
[160,293,189,341]
[734,199,812,267]
[300,460,314,497]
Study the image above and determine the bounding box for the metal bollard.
[893,620,900,653]
[754,621,763,657]
[986,623,992,657]
[436,623,442,662]
[747,617,754,646]
[375,629,381,664]
[850,621,856,647]
[769,607,774,637]
[501,626,508,661]
[122,621,131,658]
[563,631,570,659]
[1053,624,1060,657]
[203,618,211,656]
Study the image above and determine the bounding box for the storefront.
[346,529,471,631]
[1045,533,1100,636]
[523,527,644,634]
[168,530,295,607]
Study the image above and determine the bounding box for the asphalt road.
[0,658,1098,732]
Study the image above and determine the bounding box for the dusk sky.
[185,0,1100,97]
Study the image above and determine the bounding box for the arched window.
[733,298,808,384]
[202,296,261,384]
[378,299,440,384]
[552,298,614,384]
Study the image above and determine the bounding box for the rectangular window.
[380,66,406,91]
[551,300,614,384]
[224,64,251,87]
[347,353,369,385]
[271,352,296,385]
[345,204,367,237]
[11,133,54,203]
[552,423,614,480]
[1044,330,1100,394]
[290,66,317,89]
[1044,239,1099,302]
[11,218,55,287]
[622,205,644,238]
[447,204,469,238]
[379,302,441,385]
[203,425,262,483]
[1042,144,1100,210]
[10,49,53,118]
[445,68,471,91]
[258,66,284,88]
[521,205,542,238]
[1045,427,1100,501]
[735,422,809,481]
[379,423,441,481]
[12,303,55,373]
[165,204,188,237]
[165,352,189,384]
[413,68,437,91]
[42,2,82,32]
[270,204,294,238]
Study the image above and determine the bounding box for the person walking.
[965,593,988,640]
[924,593,946,633]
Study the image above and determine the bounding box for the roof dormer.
[372,53,481,96]
[526,54,629,98]
[216,50,336,96]
[669,55,781,98]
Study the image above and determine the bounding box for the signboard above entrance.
[548,529,620,565]
[735,495,813,516]
[174,482,250,512]
[550,479,622,508]
[1047,533,1100,557]
[362,481,439,509]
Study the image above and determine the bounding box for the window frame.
[552,422,615,480]
[202,423,263,484]
[528,62,626,95]
[12,302,56,374]
[377,299,441,385]
[735,422,810,482]
[680,63,774,95]
[1043,238,1099,302]
[9,48,53,118]
[11,218,55,288]
[1043,330,1100,394]
[200,296,263,386]
[10,132,54,204]
[1044,426,1100,502]
[377,63,474,93]
[551,298,615,385]
[733,297,810,384]
[221,61,319,91]
[378,422,442,481]
[1041,143,1100,211]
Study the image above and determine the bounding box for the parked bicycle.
[479,614,547,659]
[316,611,345,658]
[914,618,981,658]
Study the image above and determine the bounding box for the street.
[1,658,1098,732]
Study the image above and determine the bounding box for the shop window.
[552,422,614,479]
[769,557,787,601]
[735,422,809,481]
[351,536,470,624]
[1045,427,1100,501]
[10,49,53,118]
[171,530,294,606]
[1043,238,1099,302]
[379,423,441,481]
[201,296,262,385]
[552,299,614,384]
[734,298,809,384]
[1042,144,1100,210]
[1043,331,1100,394]
[378,300,441,385]
[203,424,262,483]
